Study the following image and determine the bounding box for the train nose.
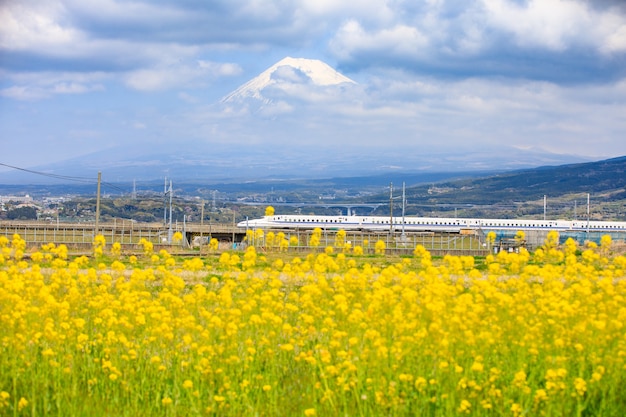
[237,218,263,228]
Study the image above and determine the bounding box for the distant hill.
[1,156,624,213]
[397,155,626,205]
[340,156,626,220]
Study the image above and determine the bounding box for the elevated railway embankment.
[1,221,491,256]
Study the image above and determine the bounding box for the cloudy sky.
[1,0,626,175]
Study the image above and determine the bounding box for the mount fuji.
[220,57,356,109]
[0,57,590,185]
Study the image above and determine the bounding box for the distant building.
[0,194,33,203]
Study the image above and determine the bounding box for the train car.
[237,214,626,234]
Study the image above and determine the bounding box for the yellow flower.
[18,397,28,411]
[471,361,484,373]
[458,399,471,413]
[183,380,194,389]
[0,391,10,408]
[574,378,587,396]
[263,384,272,392]
[304,408,316,416]
[280,343,294,351]
[161,397,173,406]
[534,389,548,403]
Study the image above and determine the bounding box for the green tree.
[7,206,37,220]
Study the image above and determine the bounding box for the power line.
[0,162,95,182]
[0,162,127,193]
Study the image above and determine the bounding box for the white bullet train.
[238,214,626,234]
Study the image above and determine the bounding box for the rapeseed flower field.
[1,231,626,416]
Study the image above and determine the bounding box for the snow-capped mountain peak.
[220,57,356,104]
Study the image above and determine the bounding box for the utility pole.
[389,182,393,234]
[163,177,168,226]
[95,171,101,236]
[200,200,205,256]
[401,182,406,238]
[587,193,590,234]
[168,180,173,244]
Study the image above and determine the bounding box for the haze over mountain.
[0,57,590,184]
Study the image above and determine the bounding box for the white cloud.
[66,0,188,25]
[1,0,625,170]
[4,0,625,85]
[1,85,48,101]
[330,20,429,60]
[482,0,626,53]
[325,0,626,81]
[0,0,81,52]
[208,66,626,158]
[484,0,593,50]
[52,82,103,94]
[124,68,180,91]
[300,0,394,24]
[601,18,626,53]
[197,61,242,77]
[0,70,106,100]
[124,60,241,91]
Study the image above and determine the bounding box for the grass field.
[1,231,626,416]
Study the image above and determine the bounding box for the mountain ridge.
[391,155,626,208]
